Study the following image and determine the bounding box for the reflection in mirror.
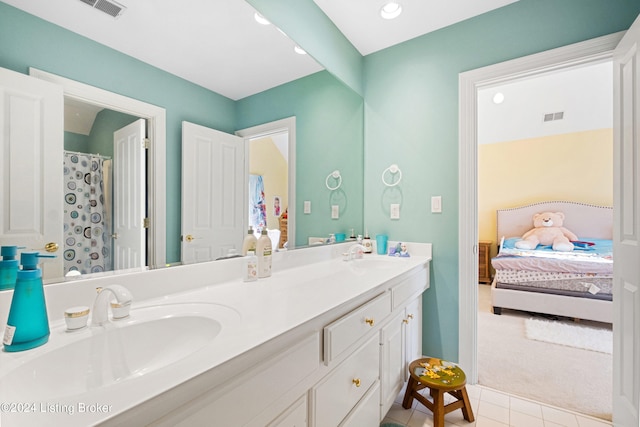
[248,131,289,249]
[26,68,167,285]
[63,99,147,276]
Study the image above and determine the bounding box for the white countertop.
[0,242,431,426]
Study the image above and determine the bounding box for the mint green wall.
[64,132,89,153]
[236,71,364,246]
[247,0,363,96]
[0,1,236,264]
[363,0,640,361]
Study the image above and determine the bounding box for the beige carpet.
[477,284,613,421]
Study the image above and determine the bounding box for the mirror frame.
[236,117,296,249]
[29,68,167,273]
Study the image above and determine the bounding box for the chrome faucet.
[344,244,366,261]
[91,285,133,326]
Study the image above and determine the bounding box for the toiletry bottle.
[362,230,372,253]
[3,252,55,352]
[0,246,19,291]
[256,229,272,278]
[243,250,258,282]
[242,226,258,255]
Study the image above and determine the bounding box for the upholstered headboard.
[497,201,613,241]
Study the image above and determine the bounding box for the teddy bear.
[514,211,578,251]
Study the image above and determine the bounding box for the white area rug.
[525,317,612,354]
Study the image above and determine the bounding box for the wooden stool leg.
[402,376,418,409]
[459,386,475,422]
[431,389,445,427]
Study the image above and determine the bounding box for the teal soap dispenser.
[0,246,19,291]
[2,252,55,352]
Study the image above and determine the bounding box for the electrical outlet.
[304,200,311,214]
[331,205,339,219]
[390,204,400,219]
[431,196,442,213]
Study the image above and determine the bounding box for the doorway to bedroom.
[475,60,614,420]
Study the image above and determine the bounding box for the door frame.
[29,68,167,269]
[236,117,296,249]
[457,32,624,382]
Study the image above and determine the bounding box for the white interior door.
[0,67,63,280]
[181,121,245,264]
[113,119,146,270]
[612,14,640,427]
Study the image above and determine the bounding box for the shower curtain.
[249,174,267,233]
[63,152,112,275]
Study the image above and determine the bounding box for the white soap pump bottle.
[256,229,272,278]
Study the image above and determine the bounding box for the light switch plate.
[331,205,339,219]
[431,196,442,213]
[390,204,400,219]
[304,200,311,214]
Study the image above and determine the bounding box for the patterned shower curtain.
[249,174,267,233]
[63,152,112,275]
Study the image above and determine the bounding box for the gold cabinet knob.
[44,242,59,253]
[403,319,409,324]
[185,234,194,243]
[365,318,375,327]
[352,378,361,387]
[407,314,414,319]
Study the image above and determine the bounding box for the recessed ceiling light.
[294,46,307,55]
[380,1,402,19]
[493,92,505,104]
[254,12,270,25]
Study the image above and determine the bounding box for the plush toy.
[514,211,578,251]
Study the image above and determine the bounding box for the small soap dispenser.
[362,230,372,254]
[2,252,55,352]
[0,246,20,291]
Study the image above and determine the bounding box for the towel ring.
[325,170,342,190]
[382,164,402,187]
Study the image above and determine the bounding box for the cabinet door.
[404,297,423,376]
[380,311,405,417]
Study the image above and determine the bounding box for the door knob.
[44,242,59,253]
[185,234,194,243]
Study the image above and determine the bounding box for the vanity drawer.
[313,334,379,427]
[323,292,391,363]
[391,267,428,309]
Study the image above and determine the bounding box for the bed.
[490,201,613,324]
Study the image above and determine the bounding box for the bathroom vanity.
[0,242,431,427]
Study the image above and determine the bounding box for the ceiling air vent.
[78,0,126,18]
[543,111,564,122]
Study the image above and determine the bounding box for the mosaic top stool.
[402,357,475,427]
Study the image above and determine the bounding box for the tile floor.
[381,383,612,427]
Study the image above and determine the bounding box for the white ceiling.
[4,0,520,100]
[5,0,610,141]
[478,61,613,145]
[312,0,519,56]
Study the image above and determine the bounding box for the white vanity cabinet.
[114,259,430,427]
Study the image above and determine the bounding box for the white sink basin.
[0,303,240,402]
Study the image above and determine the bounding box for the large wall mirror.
[0,0,364,286]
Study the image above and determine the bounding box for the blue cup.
[376,235,388,255]
[335,233,346,242]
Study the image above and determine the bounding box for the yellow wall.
[249,137,288,231]
[479,128,613,254]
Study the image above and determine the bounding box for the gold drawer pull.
[352,378,361,387]
[365,318,375,326]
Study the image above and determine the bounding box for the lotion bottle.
[3,252,55,352]
[243,250,258,282]
[242,226,258,255]
[256,229,272,278]
[362,230,372,254]
[0,246,19,291]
